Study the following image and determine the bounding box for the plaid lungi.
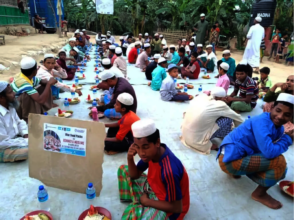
[118,165,168,220]
[218,153,287,187]
[0,146,28,163]
[210,117,233,140]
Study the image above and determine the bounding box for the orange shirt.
[116,111,140,141]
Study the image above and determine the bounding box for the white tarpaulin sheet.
[95,0,114,15]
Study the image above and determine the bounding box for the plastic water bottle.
[64,98,69,110]
[184,84,188,93]
[174,78,177,84]
[186,77,189,84]
[92,107,99,121]
[75,76,79,85]
[38,185,50,211]
[198,85,202,92]
[93,89,97,98]
[71,91,76,99]
[204,70,207,75]
[96,77,100,84]
[92,99,97,107]
[86,182,96,205]
[247,116,251,120]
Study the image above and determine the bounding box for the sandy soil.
[0,33,293,84]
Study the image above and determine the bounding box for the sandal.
[279,181,294,197]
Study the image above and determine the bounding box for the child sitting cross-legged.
[118,119,190,219]
[104,93,140,155]
[160,64,193,101]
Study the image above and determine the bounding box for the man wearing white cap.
[137,33,144,46]
[193,13,209,45]
[162,45,172,61]
[109,45,117,64]
[242,16,265,72]
[128,41,141,64]
[167,45,180,65]
[0,81,30,162]
[145,54,160,80]
[151,33,162,55]
[188,42,196,58]
[182,87,243,154]
[217,93,293,210]
[204,44,217,73]
[96,31,102,45]
[136,43,151,71]
[221,50,236,83]
[150,57,167,91]
[144,33,149,43]
[62,37,85,58]
[181,39,191,55]
[118,119,190,219]
[10,57,57,122]
[113,47,127,78]
[107,32,115,44]
[97,69,137,118]
[103,93,140,155]
[159,34,167,46]
[215,62,230,93]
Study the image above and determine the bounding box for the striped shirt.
[234,76,258,108]
[137,144,190,220]
[11,73,41,97]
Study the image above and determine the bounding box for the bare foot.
[210,144,219,151]
[251,190,283,209]
[148,82,151,86]
[232,175,241,179]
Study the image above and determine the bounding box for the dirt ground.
[0,32,293,83]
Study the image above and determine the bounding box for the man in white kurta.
[181,87,243,155]
[0,82,28,162]
[242,16,265,72]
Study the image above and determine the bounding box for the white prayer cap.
[169,44,176,48]
[117,93,134,106]
[58,49,66,54]
[255,16,262,22]
[107,31,111,34]
[100,70,115,81]
[189,42,195,46]
[115,47,122,54]
[69,37,76,42]
[163,46,168,49]
[222,49,230,54]
[211,87,226,98]
[197,44,203,47]
[102,41,106,45]
[135,41,141,46]
[72,47,80,53]
[20,57,36,70]
[80,32,84,36]
[0,81,8,93]
[220,62,229,71]
[102,58,111,65]
[161,42,166,45]
[139,33,142,36]
[277,93,294,104]
[101,34,106,38]
[154,33,159,36]
[109,45,116,50]
[82,29,86,31]
[119,36,124,40]
[206,44,213,48]
[158,57,166,64]
[182,39,186,41]
[132,119,157,138]
[144,43,150,48]
[74,29,80,34]
[154,54,161,59]
[200,13,205,17]
[107,33,111,36]
[159,34,163,37]
[145,32,149,36]
[44,54,55,59]
[106,39,112,44]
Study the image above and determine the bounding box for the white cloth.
[181,94,243,155]
[185,45,191,55]
[161,38,167,46]
[126,43,135,57]
[207,52,218,73]
[0,105,28,149]
[110,36,115,44]
[242,23,265,68]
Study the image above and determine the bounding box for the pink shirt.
[111,54,117,64]
[216,74,230,93]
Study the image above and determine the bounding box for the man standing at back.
[193,13,209,46]
[242,17,265,73]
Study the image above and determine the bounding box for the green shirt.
[258,76,272,89]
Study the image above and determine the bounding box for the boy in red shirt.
[181,52,200,79]
[128,42,141,64]
[104,93,140,155]
[118,119,190,220]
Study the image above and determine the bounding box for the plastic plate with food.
[176,84,183,90]
[55,109,73,118]
[202,75,210,79]
[79,205,111,220]
[21,211,53,220]
[78,74,86,80]
[68,98,80,105]
[90,85,98,91]
[72,84,83,90]
[187,84,194,89]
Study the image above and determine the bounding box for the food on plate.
[24,213,50,220]
[68,97,80,104]
[72,84,83,90]
[78,74,86,80]
[57,109,73,117]
[187,84,194,89]
[176,83,183,90]
[202,75,210,79]
[76,68,80,72]
[84,205,110,220]
[90,85,98,91]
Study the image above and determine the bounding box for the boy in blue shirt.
[149,57,167,91]
[217,93,293,210]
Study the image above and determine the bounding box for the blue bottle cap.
[65,98,68,100]
[39,185,44,190]
[88,182,93,188]
[248,116,251,118]
[44,112,48,116]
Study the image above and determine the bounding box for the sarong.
[206,59,215,71]
[118,165,168,220]
[197,57,207,68]
[17,85,53,121]
[0,146,28,163]
[263,101,294,133]
[210,117,233,139]
[218,153,287,187]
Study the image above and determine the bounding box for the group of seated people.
[0,29,293,219]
